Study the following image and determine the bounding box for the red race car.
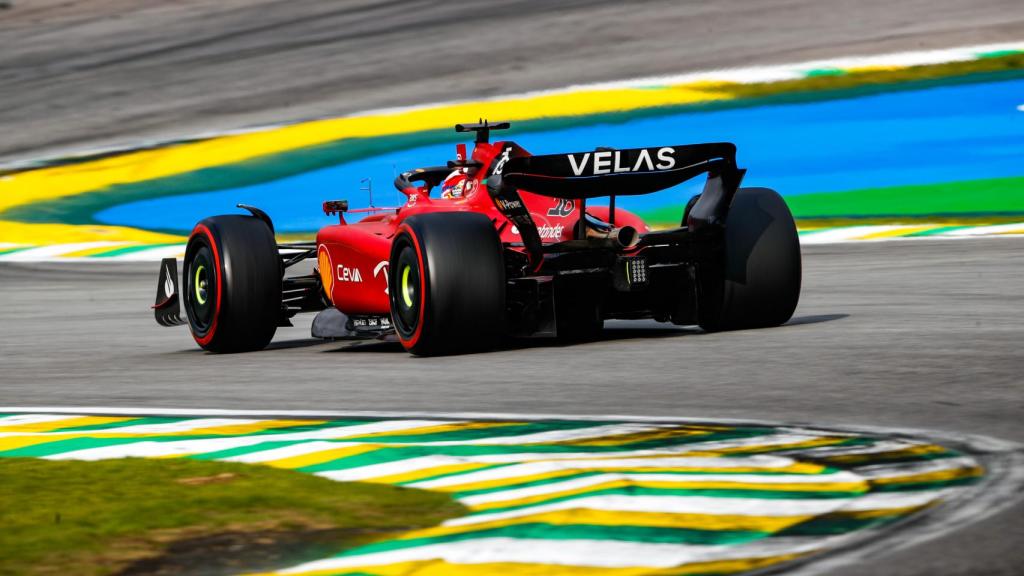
[154,121,801,355]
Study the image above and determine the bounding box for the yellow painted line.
[691,437,852,456]
[253,555,805,576]
[0,416,132,433]
[827,504,931,520]
[0,433,83,452]
[341,420,525,440]
[0,85,734,214]
[263,444,382,470]
[560,427,711,447]
[424,462,829,493]
[844,65,903,74]
[368,462,498,485]
[162,419,330,436]
[0,220,185,245]
[59,242,137,258]
[466,479,869,512]
[871,466,985,486]
[400,509,809,541]
[854,225,941,240]
[821,444,949,465]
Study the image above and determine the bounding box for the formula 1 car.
[154,121,801,355]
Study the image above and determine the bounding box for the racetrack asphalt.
[3,0,1024,163]
[4,0,1024,573]
[2,238,1023,574]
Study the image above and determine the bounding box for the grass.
[0,457,466,576]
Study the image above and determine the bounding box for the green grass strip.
[0,457,464,576]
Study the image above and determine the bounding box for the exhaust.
[583,214,639,249]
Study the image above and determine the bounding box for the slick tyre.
[697,187,801,331]
[183,215,281,352]
[389,212,505,356]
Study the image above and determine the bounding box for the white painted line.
[0,242,126,261]
[940,222,1024,236]
[104,244,186,261]
[441,494,856,527]
[277,535,835,573]
[407,455,802,489]
[459,471,864,506]
[799,226,902,244]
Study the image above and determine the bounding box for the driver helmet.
[441,168,471,199]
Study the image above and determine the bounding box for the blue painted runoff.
[97,78,1024,232]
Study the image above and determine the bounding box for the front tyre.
[389,212,505,356]
[183,215,281,352]
[697,187,801,331]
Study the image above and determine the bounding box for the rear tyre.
[697,187,801,331]
[389,212,505,356]
[183,215,281,352]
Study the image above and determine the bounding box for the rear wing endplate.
[487,143,745,271]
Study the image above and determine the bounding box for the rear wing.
[497,143,740,199]
[487,143,745,271]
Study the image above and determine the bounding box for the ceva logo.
[337,265,363,283]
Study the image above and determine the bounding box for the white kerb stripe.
[314,455,473,481]
[278,535,838,573]
[414,423,677,445]
[222,440,359,463]
[0,414,85,427]
[101,418,266,434]
[443,494,858,527]
[458,471,866,506]
[408,455,798,489]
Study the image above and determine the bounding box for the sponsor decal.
[317,245,334,299]
[492,146,513,175]
[567,146,676,176]
[495,197,523,211]
[163,263,175,297]
[510,223,564,239]
[538,223,564,239]
[336,264,363,283]
[373,260,390,295]
[547,198,575,217]
[352,315,392,329]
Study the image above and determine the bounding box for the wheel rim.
[187,246,216,332]
[391,242,421,337]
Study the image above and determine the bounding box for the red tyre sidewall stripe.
[397,224,427,350]
[191,224,223,347]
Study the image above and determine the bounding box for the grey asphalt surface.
[4,0,1024,573]
[2,239,1023,574]
[2,0,1024,162]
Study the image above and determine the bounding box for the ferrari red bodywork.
[316,139,647,318]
